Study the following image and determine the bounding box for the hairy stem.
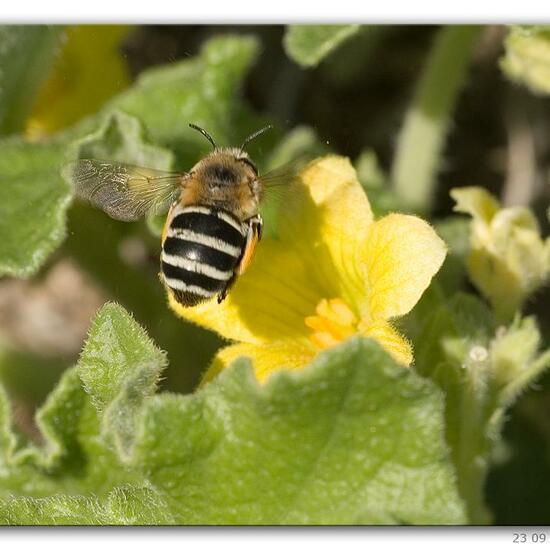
[391,25,483,214]
[455,362,492,524]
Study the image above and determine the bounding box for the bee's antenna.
[239,125,273,154]
[189,123,217,150]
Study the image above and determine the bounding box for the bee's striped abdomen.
[161,205,247,306]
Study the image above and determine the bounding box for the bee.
[63,124,292,307]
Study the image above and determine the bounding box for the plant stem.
[391,25,483,214]
[455,361,492,524]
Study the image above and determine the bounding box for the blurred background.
[1,25,550,524]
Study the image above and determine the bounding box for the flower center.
[304,298,359,350]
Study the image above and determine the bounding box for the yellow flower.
[169,156,447,383]
[26,25,132,138]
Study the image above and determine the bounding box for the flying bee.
[64,124,295,307]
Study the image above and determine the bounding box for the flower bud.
[489,317,540,388]
[451,186,550,321]
[500,25,550,95]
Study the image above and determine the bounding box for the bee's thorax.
[182,148,262,220]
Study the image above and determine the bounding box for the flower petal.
[451,186,500,225]
[167,239,321,344]
[359,319,413,366]
[279,155,374,306]
[201,340,316,384]
[167,155,374,344]
[362,213,447,320]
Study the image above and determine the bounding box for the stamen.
[305,298,358,350]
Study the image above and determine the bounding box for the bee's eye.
[238,157,258,175]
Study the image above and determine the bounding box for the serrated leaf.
[72,110,174,169]
[28,367,88,470]
[107,34,264,164]
[0,138,72,277]
[0,494,106,525]
[284,25,361,68]
[0,26,65,135]
[1,306,465,525]
[135,338,465,525]
[0,486,173,525]
[104,485,174,525]
[0,34,263,280]
[78,303,166,459]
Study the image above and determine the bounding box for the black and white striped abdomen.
[161,205,247,306]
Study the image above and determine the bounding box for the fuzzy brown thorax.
[179,148,262,221]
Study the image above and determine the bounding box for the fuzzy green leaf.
[0,139,72,277]
[107,34,264,164]
[0,384,16,469]
[0,304,465,525]
[413,293,496,523]
[28,367,88,470]
[72,110,174,169]
[78,303,167,459]
[0,26,64,135]
[0,486,174,525]
[0,34,263,282]
[135,338,465,525]
[284,25,361,68]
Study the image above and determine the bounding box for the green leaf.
[28,367,88,470]
[0,26,65,135]
[284,25,361,68]
[0,384,16,469]
[414,292,493,379]
[0,486,174,525]
[0,305,465,525]
[135,338,465,525]
[107,34,263,163]
[0,494,105,525]
[354,149,403,217]
[72,110,174,169]
[413,293,495,523]
[0,138,72,277]
[264,125,325,171]
[78,303,167,459]
[0,34,263,284]
[433,216,470,294]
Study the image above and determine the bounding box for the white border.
[1,527,549,548]
[1,0,550,23]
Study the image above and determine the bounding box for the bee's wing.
[63,159,187,221]
[256,155,313,236]
[259,154,311,190]
[258,154,312,207]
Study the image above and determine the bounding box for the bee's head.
[188,123,271,182]
[188,124,272,219]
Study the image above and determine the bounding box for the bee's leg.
[216,215,263,304]
[236,214,263,275]
[217,273,237,303]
